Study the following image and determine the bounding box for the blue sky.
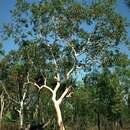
[0,0,130,54]
[0,0,16,52]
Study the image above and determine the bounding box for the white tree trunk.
[19,111,23,129]
[53,101,65,130]
[26,73,72,130]
[0,93,4,122]
[18,101,24,129]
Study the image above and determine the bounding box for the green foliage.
[3,112,12,122]
[125,0,130,7]
[0,0,130,129]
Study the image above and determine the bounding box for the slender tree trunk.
[53,101,65,130]
[119,118,123,128]
[97,112,101,130]
[128,92,130,116]
[37,91,41,123]
[18,101,24,129]
[0,92,4,129]
[19,111,23,129]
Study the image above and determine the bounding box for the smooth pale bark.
[0,93,4,121]
[27,71,72,130]
[18,101,24,129]
[0,92,4,129]
[53,100,65,130]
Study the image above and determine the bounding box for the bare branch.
[44,77,47,86]
[58,86,71,105]
[0,81,19,104]
[43,118,51,128]
[25,73,54,94]
[66,43,77,79]
[39,84,54,94]
[27,72,30,83]
[24,81,54,94]
[22,90,27,101]
[66,91,74,98]
[53,74,60,93]
[16,109,21,114]
[0,92,4,120]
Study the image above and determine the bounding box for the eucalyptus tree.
[0,50,32,129]
[0,88,5,129]
[1,0,129,129]
[0,44,6,127]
